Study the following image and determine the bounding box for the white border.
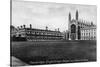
[0,0,100,67]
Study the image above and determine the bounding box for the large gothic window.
[71,24,76,33]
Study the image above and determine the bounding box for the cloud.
[12,0,97,32]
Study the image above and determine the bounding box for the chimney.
[23,25,26,28]
[30,24,32,29]
[20,25,22,28]
[17,26,20,30]
[46,26,48,30]
[58,28,59,31]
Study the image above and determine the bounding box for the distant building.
[10,25,18,37]
[68,10,96,40]
[15,24,63,41]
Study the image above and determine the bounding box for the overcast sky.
[12,0,97,32]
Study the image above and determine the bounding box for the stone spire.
[76,10,78,20]
[69,12,71,21]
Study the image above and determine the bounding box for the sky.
[12,0,97,32]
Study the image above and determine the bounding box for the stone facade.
[14,24,63,41]
[68,10,96,40]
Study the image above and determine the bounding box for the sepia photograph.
[10,0,97,66]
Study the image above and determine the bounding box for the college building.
[68,10,96,40]
[11,24,63,41]
[81,26,96,40]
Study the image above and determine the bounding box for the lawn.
[11,40,96,65]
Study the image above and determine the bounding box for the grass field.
[11,40,96,65]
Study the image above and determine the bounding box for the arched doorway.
[71,24,76,40]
